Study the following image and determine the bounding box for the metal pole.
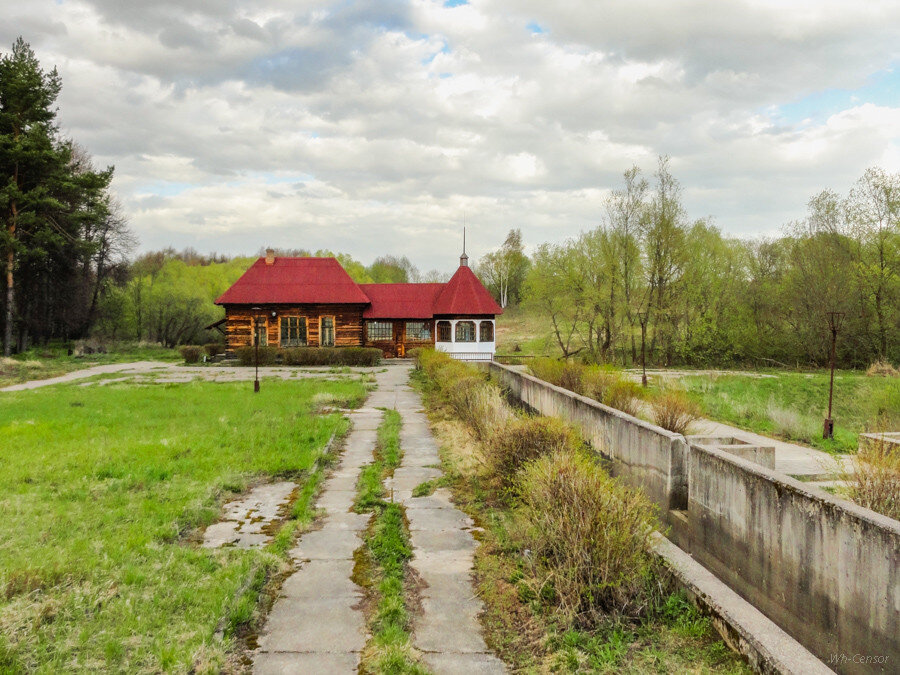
[641,321,647,387]
[823,311,843,439]
[638,311,648,387]
[253,307,261,393]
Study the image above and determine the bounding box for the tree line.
[506,157,899,368]
[0,38,133,355]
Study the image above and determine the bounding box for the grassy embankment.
[672,371,900,454]
[0,343,183,388]
[412,351,750,674]
[354,410,428,674]
[502,305,899,454]
[0,376,365,672]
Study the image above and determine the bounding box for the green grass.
[355,409,402,511]
[361,504,427,674]
[355,411,428,674]
[673,371,900,453]
[0,376,365,672]
[495,305,562,358]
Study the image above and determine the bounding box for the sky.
[2,0,899,273]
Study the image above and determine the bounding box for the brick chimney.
[265,248,275,265]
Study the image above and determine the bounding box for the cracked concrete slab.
[202,481,296,549]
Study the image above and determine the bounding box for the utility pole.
[252,306,261,393]
[823,311,844,439]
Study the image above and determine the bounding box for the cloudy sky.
[2,0,899,272]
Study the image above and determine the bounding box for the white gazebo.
[435,318,496,361]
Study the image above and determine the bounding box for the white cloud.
[0,0,897,271]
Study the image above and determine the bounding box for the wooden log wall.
[223,304,365,353]
[362,320,436,358]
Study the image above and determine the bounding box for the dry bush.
[203,343,224,357]
[448,377,511,441]
[517,450,658,624]
[650,391,701,435]
[179,345,202,363]
[580,368,617,401]
[850,437,900,520]
[488,416,581,489]
[866,360,899,377]
[529,358,566,387]
[602,379,642,417]
[417,349,511,441]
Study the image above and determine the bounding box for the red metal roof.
[360,283,445,319]
[433,265,503,316]
[216,256,502,317]
[215,257,371,305]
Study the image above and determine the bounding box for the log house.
[215,248,502,359]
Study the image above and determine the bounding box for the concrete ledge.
[652,533,834,675]
[485,362,689,511]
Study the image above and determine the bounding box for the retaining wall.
[486,362,899,674]
[487,363,688,511]
[688,443,898,674]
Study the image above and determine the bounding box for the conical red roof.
[433,265,503,316]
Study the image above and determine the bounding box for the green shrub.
[530,358,568,388]
[517,450,658,624]
[282,347,382,366]
[650,391,700,435]
[531,358,585,394]
[203,343,224,357]
[339,347,382,366]
[235,345,280,366]
[602,379,642,417]
[490,416,581,489]
[179,346,202,364]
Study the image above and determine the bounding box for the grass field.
[495,306,562,357]
[1,343,183,388]
[0,376,365,672]
[672,371,900,453]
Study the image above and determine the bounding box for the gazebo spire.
[460,225,469,267]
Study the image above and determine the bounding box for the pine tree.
[0,37,120,353]
[0,37,67,354]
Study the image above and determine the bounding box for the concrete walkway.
[252,364,504,674]
[383,367,507,675]
[1,361,381,392]
[251,399,378,672]
[0,360,173,391]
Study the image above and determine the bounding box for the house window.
[367,321,393,341]
[437,321,452,342]
[479,321,494,342]
[280,317,307,347]
[320,316,335,347]
[253,318,267,346]
[406,321,431,341]
[455,321,475,343]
